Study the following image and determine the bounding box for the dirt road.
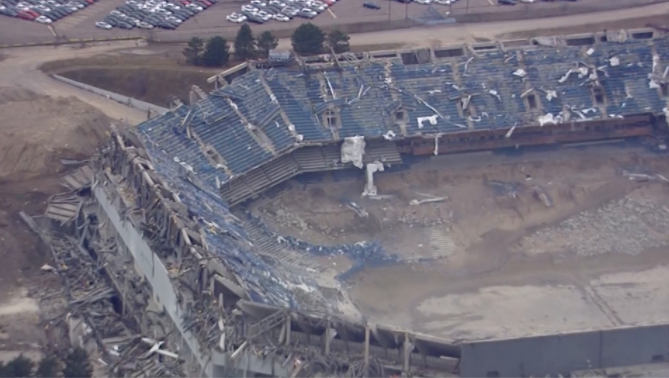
[0,41,147,125]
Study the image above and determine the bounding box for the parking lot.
[0,0,663,46]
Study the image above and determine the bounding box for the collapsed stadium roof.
[132,25,669,318]
[95,27,669,376]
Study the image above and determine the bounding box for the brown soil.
[0,87,110,181]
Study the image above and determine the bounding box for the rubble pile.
[522,196,669,256]
[245,213,398,280]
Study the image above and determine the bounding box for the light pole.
[388,0,391,22]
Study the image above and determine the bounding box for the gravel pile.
[522,196,669,256]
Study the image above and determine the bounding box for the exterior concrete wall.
[460,324,669,377]
[94,184,291,378]
[52,74,168,115]
[93,185,211,376]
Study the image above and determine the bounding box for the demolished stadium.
[26,27,669,377]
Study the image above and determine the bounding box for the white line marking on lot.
[487,0,493,5]
[47,25,57,37]
[328,8,337,18]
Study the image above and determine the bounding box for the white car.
[269,0,285,6]
[95,21,112,29]
[250,0,266,6]
[35,15,52,23]
[415,0,431,4]
[138,21,154,28]
[273,13,289,21]
[186,3,202,11]
[226,12,247,22]
[165,15,182,22]
[241,4,258,12]
[257,10,272,20]
[310,0,328,8]
[520,0,534,2]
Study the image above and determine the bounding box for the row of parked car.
[226,0,335,24]
[95,0,217,30]
[0,0,95,23]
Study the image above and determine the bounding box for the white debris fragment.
[505,124,517,139]
[586,48,595,56]
[270,94,278,104]
[513,69,527,78]
[488,89,501,101]
[296,134,304,142]
[410,197,446,206]
[538,113,559,126]
[663,107,669,120]
[546,90,558,101]
[609,57,620,67]
[41,264,55,272]
[577,67,589,78]
[340,136,366,169]
[288,124,296,132]
[428,89,442,95]
[558,69,575,83]
[417,115,438,129]
[383,130,396,140]
[384,77,392,84]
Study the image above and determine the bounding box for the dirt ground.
[255,143,669,340]
[0,41,147,366]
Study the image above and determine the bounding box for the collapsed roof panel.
[136,33,668,190]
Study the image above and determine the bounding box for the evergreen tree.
[234,24,256,60]
[3,354,34,377]
[291,23,325,55]
[326,29,350,54]
[62,347,93,378]
[183,37,204,65]
[257,31,278,59]
[201,36,230,67]
[35,355,60,378]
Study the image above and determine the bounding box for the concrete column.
[403,332,410,376]
[285,315,291,346]
[324,321,331,355]
[364,325,370,377]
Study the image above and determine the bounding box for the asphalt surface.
[0,41,147,123]
[0,0,666,45]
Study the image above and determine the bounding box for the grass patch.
[59,67,214,106]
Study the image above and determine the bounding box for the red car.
[200,0,212,6]
[18,10,37,20]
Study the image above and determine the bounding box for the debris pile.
[521,196,669,256]
[244,213,398,280]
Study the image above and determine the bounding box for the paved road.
[271,1,669,48]
[0,0,665,45]
[0,41,147,124]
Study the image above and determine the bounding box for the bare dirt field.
[254,143,669,341]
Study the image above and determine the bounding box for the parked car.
[95,20,112,28]
[362,1,379,9]
[498,0,516,4]
[226,11,246,22]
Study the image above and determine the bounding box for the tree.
[234,24,256,60]
[62,347,93,378]
[201,36,230,67]
[35,355,60,378]
[291,23,325,55]
[257,31,278,59]
[182,36,204,66]
[2,354,34,377]
[326,29,350,54]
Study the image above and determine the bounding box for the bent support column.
[362,161,385,196]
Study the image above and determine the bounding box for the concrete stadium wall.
[459,324,669,377]
[93,186,213,376]
[52,74,168,115]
